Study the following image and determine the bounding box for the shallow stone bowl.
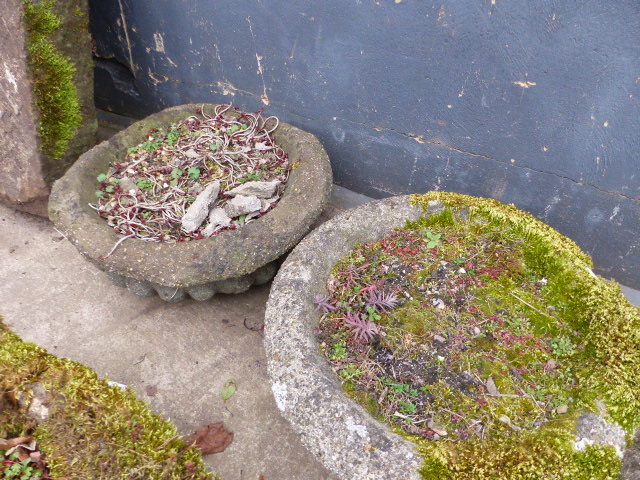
[49,104,332,301]
[264,194,640,480]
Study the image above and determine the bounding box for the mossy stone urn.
[49,104,332,301]
[264,192,640,480]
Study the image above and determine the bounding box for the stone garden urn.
[264,192,640,480]
[49,104,332,301]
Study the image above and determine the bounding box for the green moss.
[319,191,639,479]
[23,0,81,160]
[0,318,216,479]
[403,191,640,478]
[416,423,621,480]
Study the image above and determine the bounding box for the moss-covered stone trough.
[0,317,215,479]
[264,192,640,480]
[48,104,332,301]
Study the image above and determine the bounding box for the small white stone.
[498,415,511,424]
[225,194,262,217]
[181,181,221,232]
[203,208,232,237]
[107,381,127,390]
[227,180,281,199]
[427,420,447,436]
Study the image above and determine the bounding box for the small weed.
[422,229,442,248]
[238,171,262,183]
[329,342,348,361]
[365,305,382,323]
[339,364,363,380]
[0,451,43,480]
[136,178,154,190]
[398,400,417,416]
[550,335,575,357]
[188,166,201,179]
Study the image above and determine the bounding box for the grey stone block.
[182,180,221,232]
[224,194,261,218]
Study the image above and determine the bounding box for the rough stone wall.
[0,0,96,217]
[0,0,50,216]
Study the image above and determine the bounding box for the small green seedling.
[1,453,42,480]
[188,167,201,179]
[365,306,382,322]
[339,364,363,380]
[136,179,154,190]
[238,172,262,183]
[96,173,107,182]
[423,230,442,248]
[550,335,576,357]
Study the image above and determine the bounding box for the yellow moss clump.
[0,318,217,480]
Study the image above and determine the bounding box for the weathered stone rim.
[265,196,426,480]
[48,103,332,288]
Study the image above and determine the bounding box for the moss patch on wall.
[0,318,216,479]
[23,0,81,160]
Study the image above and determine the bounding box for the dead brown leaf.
[15,446,30,462]
[0,436,32,450]
[145,384,158,396]
[185,422,233,454]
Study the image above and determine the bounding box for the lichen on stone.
[23,0,81,160]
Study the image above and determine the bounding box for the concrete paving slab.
[0,201,338,480]
[0,180,637,480]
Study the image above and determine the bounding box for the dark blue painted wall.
[90,0,640,287]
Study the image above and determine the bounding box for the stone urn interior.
[264,192,640,480]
